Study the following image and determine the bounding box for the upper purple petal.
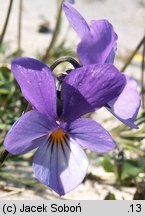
[68,118,116,152]
[61,64,126,121]
[62,3,117,65]
[11,57,57,118]
[66,0,75,4]
[105,43,117,64]
[4,110,56,155]
[33,136,88,196]
[106,75,141,128]
[62,2,90,39]
[77,20,118,65]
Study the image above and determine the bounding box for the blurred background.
[0,0,145,200]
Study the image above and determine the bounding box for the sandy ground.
[0,159,137,200]
[0,0,145,200]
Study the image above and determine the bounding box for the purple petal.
[11,58,57,118]
[69,118,116,152]
[33,137,88,196]
[61,64,126,121]
[105,43,117,64]
[62,2,90,39]
[77,20,118,65]
[106,75,141,128]
[66,0,75,4]
[4,110,56,155]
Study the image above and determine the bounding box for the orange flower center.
[49,128,66,144]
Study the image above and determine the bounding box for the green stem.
[0,0,14,47]
[50,56,81,71]
[121,35,145,72]
[42,1,63,62]
[0,150,9,166]
[17,0,23,55]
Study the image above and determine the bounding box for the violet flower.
[4,57,126,195]
[63,2,141,128]
[67,0,75,4]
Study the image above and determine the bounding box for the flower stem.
[121,35,145,72]
[0,0,14,47]
[17,0,23,56]
[50,56,81,71]
[0,150,9,167]
[41,1,63,62]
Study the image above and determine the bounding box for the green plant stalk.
[121,35,145,72]
[17,0,23,55]
[42,1,63,62]
[0,150,9,165]
[0,0,14,47]
[50,56,81,71]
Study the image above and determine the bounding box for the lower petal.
[106,75,141,128]
[33,137,88,196]
[68,118,116,152]
[4,110,56,154]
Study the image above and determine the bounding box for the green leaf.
[104,192,116,200]
[101,158,115,172]
[0,170,37,187]
[121,160,143,180]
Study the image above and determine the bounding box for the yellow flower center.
[49,128,66,144]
